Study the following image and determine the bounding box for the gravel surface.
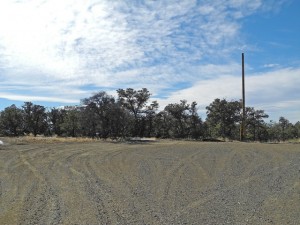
[0,140,299,225]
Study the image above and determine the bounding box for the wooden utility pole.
[240,53,246,141]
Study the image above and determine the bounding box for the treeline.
[0,88,299,142]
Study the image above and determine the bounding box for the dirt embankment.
[0,140,299,224]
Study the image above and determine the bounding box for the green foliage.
[245,107,269,141]
[162,100,203,139]
[117,88,153,137]
[61,109,81,137]
[164,100,190,138]
[82,91,117,138]
[266,118,298,142]
[188,102,203,139]
[295,121,300,138]
[206,99,241,140]
[22,102,47,136]
[117,88,151,118]
[0,104,24,136]
[157,100,203,139]
[153,111,171,138]
[47,108,66,136]
[0,89,298,142]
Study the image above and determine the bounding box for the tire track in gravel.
[174,144,300,224]
[0,146,43,224]
[16,147,63,225]
[58,143,136,224]
[80,154,116,224]
[115,142,210,224]
[1,141,300,225]
[157,143,228,224]
[87,143,164,224]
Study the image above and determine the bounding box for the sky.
[0,0,299,122]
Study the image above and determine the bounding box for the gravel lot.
[0,139,299,225]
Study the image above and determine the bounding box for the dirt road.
[1,140,299,224]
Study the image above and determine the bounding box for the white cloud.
[260,0,292,13]
[263,63,280,68]
[0,1,235,93]
[159,67,300,122]
[0,0,297,122]
[0,0,259,82]
[0,92,78,104]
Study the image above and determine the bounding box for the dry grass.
[288,138,300,143]
[0,136,98,145]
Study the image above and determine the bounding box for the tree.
[188,101,203,139]
[282,119,298,140]
[0,104,24,136]
[164,100,190,138]
[267,120,281,142]
[47,108,66,136]
[206,99,241,139]
[0,87,299,142]
[22,102,47,136]
[107,102,132,139]
[161,100,203,139]
[286,124,298,140]
[295,121,300,139]
[117,88,151,136]
[82,91,118,138]
[153,111,172,138]
[145,101,159,137]
[80,105,98,138]
[267,117,297,142]
[245,107,269,141]
[61,109,81,137]
[279,116,289,141]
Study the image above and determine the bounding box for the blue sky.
[0,0,299,122]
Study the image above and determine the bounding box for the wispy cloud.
[263,63,280,68]
[0,1,262,83]
[0,0,298,122]
[0,92,78,104]
[260,0,293,13]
